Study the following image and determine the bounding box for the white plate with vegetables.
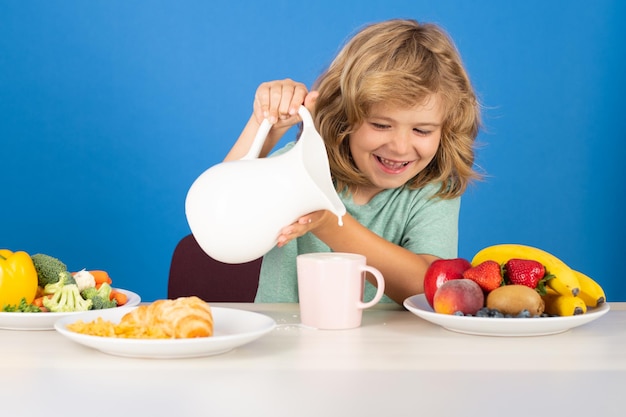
[54,306,277,359]
[403,294,610,337]
[0,288,141,331]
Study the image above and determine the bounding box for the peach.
[433,279,484,315]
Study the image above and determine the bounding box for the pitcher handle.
[297,105,315,128]
[241,106,314,160]
[241,118,272,160]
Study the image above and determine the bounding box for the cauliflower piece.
[73,269,96,292]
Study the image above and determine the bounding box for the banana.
[541,288,587,316]
[471,244,580,297]
[573,270,606,308]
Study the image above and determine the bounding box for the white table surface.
[2,302,624,417]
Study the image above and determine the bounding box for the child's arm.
[278,211,438,305]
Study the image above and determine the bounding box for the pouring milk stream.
[185,106,346,264]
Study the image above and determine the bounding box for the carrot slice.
[33,295,52,308]
[90,270,113,285]
[110,290,128,306]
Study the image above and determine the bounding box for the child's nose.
[389,131,411,154]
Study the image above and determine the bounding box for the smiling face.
[348,95,444,203]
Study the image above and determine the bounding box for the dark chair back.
[167,234,261,302]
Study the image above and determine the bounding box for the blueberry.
[476,309,489,317]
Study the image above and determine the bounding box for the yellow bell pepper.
[0,249,39,308]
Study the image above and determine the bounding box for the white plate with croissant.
[54,297,276,358]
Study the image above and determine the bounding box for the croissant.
[121,296,214,338]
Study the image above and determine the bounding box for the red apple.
[423,258,472,308]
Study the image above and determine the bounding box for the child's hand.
[276,210,329,247]
[253,79,319,127]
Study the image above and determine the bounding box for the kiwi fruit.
[486,285,545,316]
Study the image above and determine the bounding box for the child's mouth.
[376,155,411,172]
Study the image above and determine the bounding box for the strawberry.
[504,259,547,292]
[462,260,503,292]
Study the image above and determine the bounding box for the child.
[226,19,481,304]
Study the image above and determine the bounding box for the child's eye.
[414,128,431,136]
[371,122,390,129]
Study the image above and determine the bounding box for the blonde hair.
[312,19,481,198]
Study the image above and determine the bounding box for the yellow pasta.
[67,317,170,339]
[66,296,213,339]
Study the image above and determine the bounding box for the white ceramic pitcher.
[185,106,347,264]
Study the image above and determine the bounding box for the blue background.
[2,1,624,302]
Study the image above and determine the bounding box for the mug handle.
[357,265,385,309]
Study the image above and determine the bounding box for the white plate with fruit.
[404,293,610,337]
[406,244,611,336]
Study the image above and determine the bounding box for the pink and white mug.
[296,252,385,329]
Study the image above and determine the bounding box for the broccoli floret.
[43,271,77,295]
[80,282,117,310]
[42,284,92,312]
[80,287,99,300]
[90,296,117,310]
[96,282,113,299]
[31,253,68,287]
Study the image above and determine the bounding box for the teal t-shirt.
[255,142,460,303]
